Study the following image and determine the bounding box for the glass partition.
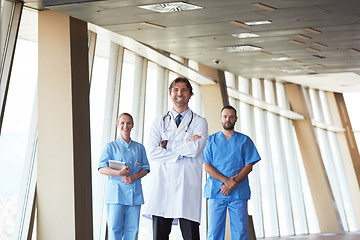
[0,7,37,240]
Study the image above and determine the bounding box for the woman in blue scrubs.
[99,113,150,240]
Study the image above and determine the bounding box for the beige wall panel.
[38,10,75,240]
[285,84,342,233]
[200,83,223,135]
[198,63,227,135]
[38,10,92,239]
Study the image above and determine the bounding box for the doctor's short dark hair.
[168,77,194,96]
[221,105,237,116]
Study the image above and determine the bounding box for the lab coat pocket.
[184,162,202,187]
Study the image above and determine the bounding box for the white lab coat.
[144,109,208,224]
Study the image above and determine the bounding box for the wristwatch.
[160,140,168,149]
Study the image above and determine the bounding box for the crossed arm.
[159,134,201,147]
[149,117,208,162]
[204,162,254,196]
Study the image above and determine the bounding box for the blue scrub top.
[99,137,150,205]
[203,131,260,200]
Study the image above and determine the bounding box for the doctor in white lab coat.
[144,77,208,240]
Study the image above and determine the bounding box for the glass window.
[293,127,320,233]
[188,59,199,71]
[1,0,12,57]
[237,77,252,136]
[169,53,184,64]
[319,90,358,231]
[188,80,202,115]
[276,83,309,235]
[225,71,236,89]
[138,61,162,240]
[308,88,357,232]
[90,34,111,240]
[252,78,279,237]
[230,77,320,237]
[118,50,137,115]
[143,62,163,147]
[264,80,294,236]
[0,8,38,240]
[343,92,360,147]
[118,50,144,142]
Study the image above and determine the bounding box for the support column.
[198,63,228,134]
[38,10,93,239]
[285,83,342,233]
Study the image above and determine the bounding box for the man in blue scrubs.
[99,113,150,240]
[203,106,261,240]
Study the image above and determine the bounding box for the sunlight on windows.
[0,39,37,240]
[0,5,37,238]
[344,92,360,147]
[90,34,111,240]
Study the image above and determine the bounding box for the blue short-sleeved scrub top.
[99,137,150,205]
[203,131,261,200]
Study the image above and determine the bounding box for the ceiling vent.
[138,2,203,12]
[219,45,262,52]
[232,33,259,39]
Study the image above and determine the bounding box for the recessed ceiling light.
[139,21,166,29]
[281,66,314,73]
[244,20,272,25]
[289,39,305,45]
[294,34,311,40]
[272,57,292,61]
[228,20,271,27]
[219,45,262,52]
[251,3,277,10]
[138,2,203,12]
[306,47,320,52]
[232,33,259,38]
[281,68,303,73]
[304,27,322,34]
[312,42,327,47]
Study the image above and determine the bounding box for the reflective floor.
[262,232,360,240]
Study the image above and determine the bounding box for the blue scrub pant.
[107,204,141,240]
[207,198,248,240]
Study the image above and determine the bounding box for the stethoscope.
[163,110,193,133]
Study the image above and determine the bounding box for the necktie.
[175,114,181,127]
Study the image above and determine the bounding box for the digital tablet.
[109,160,126,170]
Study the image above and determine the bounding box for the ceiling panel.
[24,0,360,91]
